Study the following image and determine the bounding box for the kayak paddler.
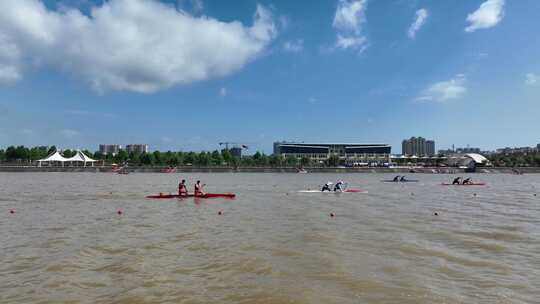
[321,182,332,192]
[463,177,472,185]
[178,179,188,196]
[452,177,462,185]
[400,176,407,182]
[194,180,206,196]
[334,180,345,192]
[393,175,400,182]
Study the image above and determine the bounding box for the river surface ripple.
[1,173,539,303]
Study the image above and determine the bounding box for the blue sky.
[0,0,538,154]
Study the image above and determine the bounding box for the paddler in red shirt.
[178,179,188,196]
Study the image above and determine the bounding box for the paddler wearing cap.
[321,182,332,192]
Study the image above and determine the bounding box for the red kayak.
[441,183,486,186]
[146,193,236,199]
[343,189,364,192]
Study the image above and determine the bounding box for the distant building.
[229,147,242,158]
[438,149,454,156]
[273,142,391,165]
[456,147,481,154]
[496,146,538,155]
[125,144,149,154]
[99,144,121,156]
[402,137,435,156]
[221,147,242,158]
[426,140,435,157]
[537,143,540,149]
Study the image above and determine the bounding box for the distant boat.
[296,168,308,174]
[161,167,177,173]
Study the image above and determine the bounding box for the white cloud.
[0,33,22,84]
[283,39,304,52]
[219,87,227,97]
[407,8,428,39]
[0,0,276,93]
[525,73,539,86]
[332,0,368,51]
[465,0,505,32]
[333,0,367,34]
[416,74,467,102]
[336,35,367,51]
[60,129,80,138]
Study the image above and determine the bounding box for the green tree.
[129,152,141,165]
[166,153,179,166]
[29,147,42,161]
[300,156,311,167]
[211,150,223,165]
[327,155,340,167]
[114,150,128,163]
[269,154,283,167]
[183,152,196,165]
[221,149,232,164]
[285,155,298,167]
[140,152,154,165]
[0,149,5,162]
[196,152,210,166]
[175,152,184,166]
[241,156,254,166]
[63,149,74,158]
[152,151,163,165]
[93,151,104,160]
[252,152,263,166]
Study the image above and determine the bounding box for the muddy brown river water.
[1,173,539,303]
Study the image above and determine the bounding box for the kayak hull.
[440,183,486,186]
[146,193,236,199]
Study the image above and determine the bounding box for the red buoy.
[9,209,15,214]
[117,210,123,215]
[218,210,223,215]
[330,212,335,217]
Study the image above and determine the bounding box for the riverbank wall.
[0,166,539,174]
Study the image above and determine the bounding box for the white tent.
[37,150,98,167]
[66,150,98,167]
[37,151,69,167]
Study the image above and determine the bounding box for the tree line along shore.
[1,145,540,168]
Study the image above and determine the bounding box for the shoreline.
[0,166,537,174]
